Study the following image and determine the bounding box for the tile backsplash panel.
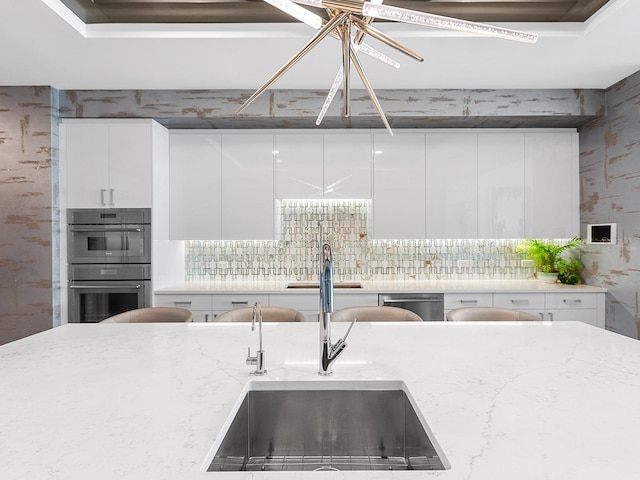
[185,199,536,282]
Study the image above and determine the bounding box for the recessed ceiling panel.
[59,0,612,24]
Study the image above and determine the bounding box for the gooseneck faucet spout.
[246,302,266,375]
[319,243,356,375]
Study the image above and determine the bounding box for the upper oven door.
[68,223,151,264]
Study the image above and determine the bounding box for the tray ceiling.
[60,0,611,24]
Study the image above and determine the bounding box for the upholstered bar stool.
[101,307,193,323]
[446,307,542,322]
[331,305,423,322]
[214,306,305,322]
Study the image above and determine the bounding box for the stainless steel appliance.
[67,208,151,264]
[68,264,151,323]
[378,293,444,322]
[67,208,151,323]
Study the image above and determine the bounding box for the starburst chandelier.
[236,0,538,134]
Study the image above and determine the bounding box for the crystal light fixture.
[237,0,539,134]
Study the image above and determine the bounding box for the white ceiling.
[1,0,639,91]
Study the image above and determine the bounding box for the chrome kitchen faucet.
[319,243,356,375]
[246,302,266,375]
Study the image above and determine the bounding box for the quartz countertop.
[155,279,607,294]
[1,321,638,479]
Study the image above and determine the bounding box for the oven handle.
[383,298,443,303]
[69,227,142,233]
[70,285,142,289]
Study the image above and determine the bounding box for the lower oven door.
[68,280,151,323]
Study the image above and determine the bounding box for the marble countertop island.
[1,321,638,479]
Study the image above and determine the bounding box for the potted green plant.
[516,237,584,284]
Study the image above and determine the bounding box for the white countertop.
[2,321,637,479]
[155,279,607,294]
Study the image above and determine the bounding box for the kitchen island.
[1,321,638,479]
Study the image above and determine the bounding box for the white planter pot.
[537,272,559,283]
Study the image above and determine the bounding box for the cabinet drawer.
[154,294,212,311]
[545,293,596,310]
[269,293,318,311]
[494,293,545,310]
[444,293,493,309]
[212,294,269,311]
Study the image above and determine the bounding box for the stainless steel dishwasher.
[378,293,444,321]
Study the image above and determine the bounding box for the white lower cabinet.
[154,294,213,323]
[493,292,546,319]
[269,293,319,322]
[544,292,600,327]
[212,294,270,320]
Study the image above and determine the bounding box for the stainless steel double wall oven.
[67,208,151,323]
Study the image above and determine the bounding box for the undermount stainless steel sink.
[203,380,450,472]
[286,281,362,289]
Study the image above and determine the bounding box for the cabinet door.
[494,292,545,318]
[275,134,324,198]
[478,133,525,238]
[221,134,274,239]
[323,133,372,199]
[108,122,153,208]
[426,133,478,238]
[169,133,222,239]
[525,132,579,238]
[64,122,110,208]
[372,133,426,239]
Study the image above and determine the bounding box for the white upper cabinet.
[221,134,274,240]
[426,133,478,238]
[477,133,525,238]
[524,132,579,238]
[64,120,154,208]
[373,133,426,239]
[323,133,372,199]
[169,132,222,240]
[275,134,324,198]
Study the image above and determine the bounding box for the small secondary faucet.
[319,243,356,375]
[246,302,266,375]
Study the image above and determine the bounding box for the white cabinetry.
[544,292,599,326]
[323,133,372,199]
[270,293,318,322]
[169,132,222,240]
[493,292,545,319]
[275,134,324,198]
[212,294,270,319]
[373,133,426,239]
[154,294,213,323]
[221,134,274,239]
[63,119,155,208]
[525,132,579,238]
[477,133,525,238]
[426,133,478,238]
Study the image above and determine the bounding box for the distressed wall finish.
[59,89,605,129]
[0,87,57,345]
[580,70,640,339]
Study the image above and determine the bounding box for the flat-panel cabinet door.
[323,133,372,199]
[108,122,153,208]
[525,132,579,238]
[169,133,222,239]
[478,133,525,238]
[373,133,426,239]
[64,122,110,208]
[221,134,274,240]
[426,133,478,238]
[275,134,324,198]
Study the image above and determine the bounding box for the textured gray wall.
[0,87,58,345]
[580,71,640,339]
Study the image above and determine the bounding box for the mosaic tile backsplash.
[185,199,540,282]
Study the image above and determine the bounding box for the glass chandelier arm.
[350,15,423,62]
[349,44,393,136]
[316,66,343,125]
[356,42,400,69]
[236,12,349,114]
[353,0,383,46]
[361,3,538,43]
[263,0,323,29]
